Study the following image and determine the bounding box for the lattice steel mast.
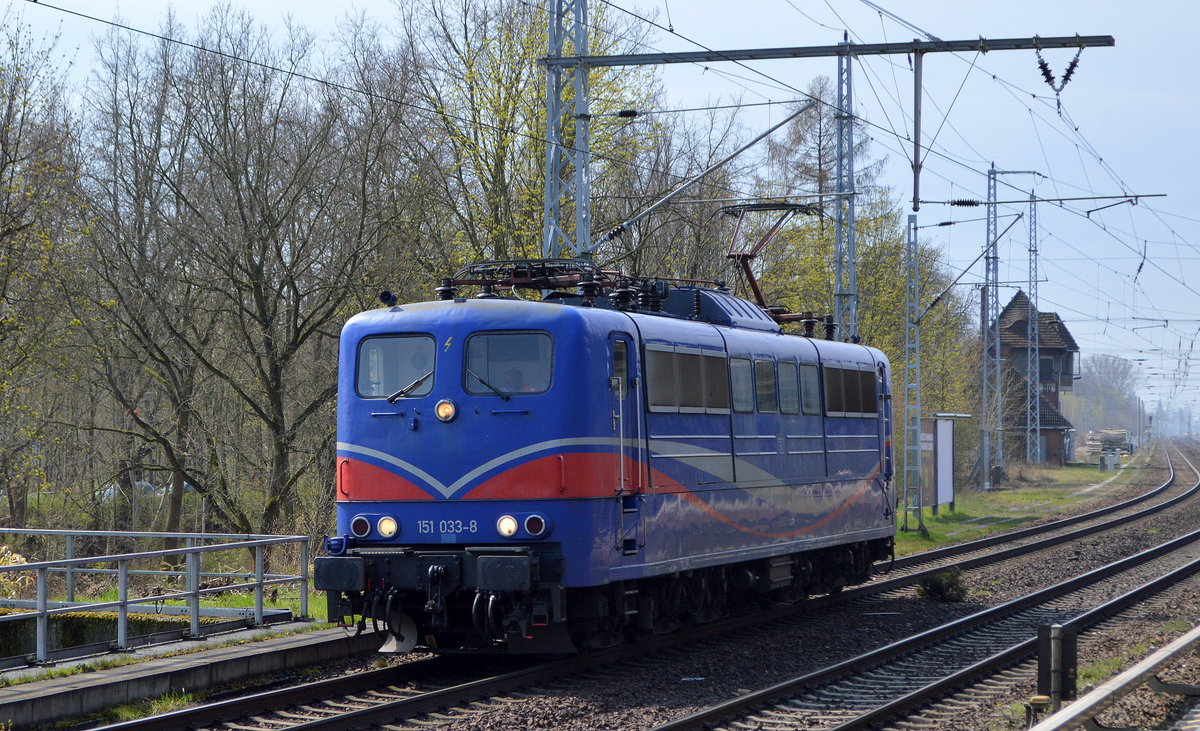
[981,165,1001,488]
[543,0,592,259]
[1026,192,1041,463]
[834,47,858,342]
[902,214,922,532]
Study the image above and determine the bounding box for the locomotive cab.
[317,295,636,653]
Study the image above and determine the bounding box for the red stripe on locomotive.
[463,452,644,499]
[337,457,433,501]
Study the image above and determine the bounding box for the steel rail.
[99,447,1188,731]
[650,446,1200,731]
[834,543,1200,731]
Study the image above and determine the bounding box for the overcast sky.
[8,0,1200,410]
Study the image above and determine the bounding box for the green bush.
[916,566,967,602]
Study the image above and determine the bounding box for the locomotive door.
[610,334,643,556]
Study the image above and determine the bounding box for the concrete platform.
[0,622,381,729]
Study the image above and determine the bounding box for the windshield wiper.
[466,368,510,401]
[385,371,433,403]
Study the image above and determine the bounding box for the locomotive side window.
[859,369,879,414]
[465,331,553,395]
[799,364,821,415]
[730,357,754,413]
[356,335,436,399]
[647,347,731,413]
[779,362,800,415]
[843,367,863,414]
[754,359,778,413]
[824,367,845,415]
[702,353,731,411]
[646,349,676,408]
[823,366,879,417]
[677,353,706,411]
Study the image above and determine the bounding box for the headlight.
[350,515,371,538]
[376,516,399,538]
[524,514,547,537]
[435,399,457,422]
[496,514,519,537]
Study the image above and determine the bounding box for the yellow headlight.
[376,516,399,538]
[435,399,457,422]
[496,515,519,537]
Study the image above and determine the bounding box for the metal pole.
[36,566,48,663]
[987,165,1003,478]
[254,545,265,626]
[542,0,591,259]
[980,282,991,490]
[904,214,924,533]
[1026,191,1041,463]
[65,534,76,603]
[299,539,310,620]
[835,44,858,342]
[911,50,923,212]
[117,560,128,650]
[1050,623,1063,711]
[186,540,201,638]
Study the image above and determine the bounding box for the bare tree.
[78,6,421,537]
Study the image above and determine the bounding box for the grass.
[895,458,1144,557]
[986,701,1031,730]
[1078,643,1148,687]
[0,654,143,689]
[109,689,199,721]
[1162,617,1194,634]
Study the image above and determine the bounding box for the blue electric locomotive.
[315,260,895,653]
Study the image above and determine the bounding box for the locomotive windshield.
[465,331,553,395]
[357,335,436,398]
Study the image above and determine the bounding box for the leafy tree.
[0,18,83,527]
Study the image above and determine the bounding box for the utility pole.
[542,0,591,259]
[903,214,923,533]
[981,167,1038,488]
[1026,191,1041,463]
[834,44,858,342]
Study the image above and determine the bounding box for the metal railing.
[0,529,310,664]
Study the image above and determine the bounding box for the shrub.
[916,566,967,602]
[0,546,32,599]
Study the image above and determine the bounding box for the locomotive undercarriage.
[319,536,893,654]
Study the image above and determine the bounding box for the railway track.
[94,445,1196,731]
[650,445,1200,731]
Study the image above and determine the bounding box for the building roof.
[998,290,1079,351]
[1011,391,1074,431]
